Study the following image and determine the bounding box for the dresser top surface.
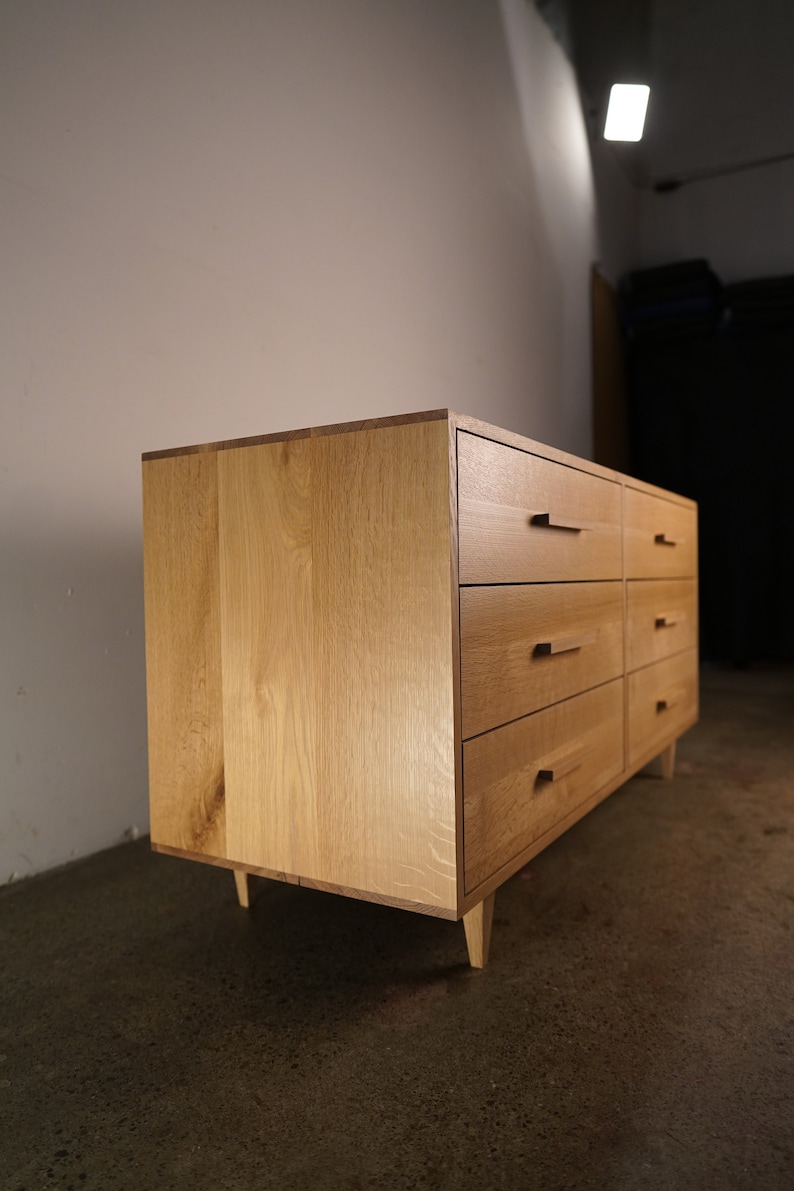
[142,408,696,510]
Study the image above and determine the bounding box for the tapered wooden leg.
[234,870,250,908]
[463,892,495,969]
[660,740,677,780]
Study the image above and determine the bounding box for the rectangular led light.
[604,84,650,141]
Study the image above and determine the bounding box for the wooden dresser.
[142,410,698,968]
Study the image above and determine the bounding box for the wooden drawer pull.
[532,513,593,532]
[656,687,685,713]
[655,612,685,629]
[538,746,593,783]
[535,631,597,656]
[654,532,682,546]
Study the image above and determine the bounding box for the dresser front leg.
[233,870,250,908]
[463,892,496,969]
[660,740,677,780]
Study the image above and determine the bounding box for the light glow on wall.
[603,84,650,141]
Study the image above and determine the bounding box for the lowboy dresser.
[142,410,698,968]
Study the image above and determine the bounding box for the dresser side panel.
[142,453,226,857]
[311,420,458,911]
[218,440,319,876]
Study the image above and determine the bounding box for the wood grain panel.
[460,582,623,738]
[627,649,699,768]
[627,579,698,671]
[311,420,458,910]
[624,487,697,578]
[218,440,319,876]
[142,453,226,856]
[464,680,624,892]
[458,432,622,583]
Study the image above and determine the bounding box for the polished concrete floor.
[1,666,793,1190]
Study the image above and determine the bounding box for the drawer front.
[627,650,698,768]
[624,488,697,578]
[460,582,624,739]
[458,432,622,583]
[627,579,698,672]
[464,679,624,892]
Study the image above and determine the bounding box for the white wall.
[638,160,794,283]
[1,0,632,881]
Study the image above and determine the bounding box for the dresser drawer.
[460,582,623,738]
[627,579,698,671]
[463,679,624,892]
[624,488,697,578]
[627,650,698,768]
[457,432,622,583]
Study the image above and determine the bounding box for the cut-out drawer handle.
[654,532,682,546]
[656,687,685,713]
[655,612,685,629]
[535,631,597,656]
[538,746,593,783]
[532,513,594,532]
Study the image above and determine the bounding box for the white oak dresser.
[142,410,698,968]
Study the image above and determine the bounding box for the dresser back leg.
[234,870,250,908]
[660,740,677,780]
[463,892,496,969]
